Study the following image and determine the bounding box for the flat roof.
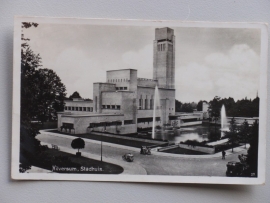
[102,90,134,93]
[107,69,137,72]
[64,100,93,102]
[62,113,124,118]
[93,82,115,84]
[137,85,175,90]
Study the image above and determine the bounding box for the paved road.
[37,132,246,177]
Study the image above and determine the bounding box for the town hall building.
[57,27,197,135]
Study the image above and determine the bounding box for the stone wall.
[179,144,215,154]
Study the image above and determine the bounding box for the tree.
[208,96,222,124]
[20,22,66,171]
[21,23,66,124]
[69,91,82,99]
[71,138,85,156]
[197,100,207,111]
[239,120,250,148]
[175,99,182,112]
[34,68,66,123]
[225,117,238,152]
[246,120,259,177]
[20,22,42,171]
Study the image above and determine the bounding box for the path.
[37,130,248,176]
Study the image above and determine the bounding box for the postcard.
[12,16,268,184]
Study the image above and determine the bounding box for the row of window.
[65,106,93,112]
[137,117,160,123]
[116,87,127,90]
[158,43,165,51]
[62,117,159,130]
[157,43,173,52]
[138,99,154,110]
[108,78,129,83]
[102,105,121,110]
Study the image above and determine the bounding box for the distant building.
[57,27,176,134]
[170,102,209,127]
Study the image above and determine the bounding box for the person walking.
[222,150,226,159]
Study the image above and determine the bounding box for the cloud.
[121,44,153,78]
[51,48,105,98]
[176,44,260,102]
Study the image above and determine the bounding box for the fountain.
[152,85,161,139]
[221,105,228,129]
[221,105,229,135]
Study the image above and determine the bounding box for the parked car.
[226,161,246,177]
[122,153,134,162]
[140,146,151,155]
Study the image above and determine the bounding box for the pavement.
[36,130,249,176]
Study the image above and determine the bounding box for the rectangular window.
[145,99,148,109]
[139,99,142,110]
[124,120,133,125]
[87,107,90,111]
[116,87,119,90]
[71,107,74,110]
[90,107,93,112]
[102,105,106,109]
[137,117,153,123]
[120,87,123,90]
[116,105,120,110]
[83,107,86,111]
[79,107,82,111]
[124,87,127,90]
[62,123,74,129]
[75,107,78,111]
[64,106,67,110]
[111,105,115,109]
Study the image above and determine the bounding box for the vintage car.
[226,161,246,177]
[140,146,151,155]
[122,153,134,162]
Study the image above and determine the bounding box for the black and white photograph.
[12,17,267,184]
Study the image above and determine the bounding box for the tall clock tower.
[153,27,175,89]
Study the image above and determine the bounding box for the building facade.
[57,27,176,135]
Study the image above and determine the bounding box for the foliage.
[20,22,67,171]
[208,96,222,123]
[21,23,66,124]
[197,100,207,111]
[71,138,85,152]
[238,120,250,148]
[19,163,32,173]
[225,117,239,152]
[175,100,182,112]
[246,120,259,176]
[175,100,197,112]
[69,91,82,99]
[207,96,259,118]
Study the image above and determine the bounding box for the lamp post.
[101,140,103,162]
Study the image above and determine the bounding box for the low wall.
[179,144,215,154]
[180,121,202,127]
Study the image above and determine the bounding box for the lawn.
[26,148,124,174]
[161,147,208,155]
[48,130,166,148]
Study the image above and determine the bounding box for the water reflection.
[154,125,221,143]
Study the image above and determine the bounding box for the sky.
[23,23,261,103]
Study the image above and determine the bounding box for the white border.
[12,16,268,185]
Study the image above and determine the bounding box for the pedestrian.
[222,150,226,159]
